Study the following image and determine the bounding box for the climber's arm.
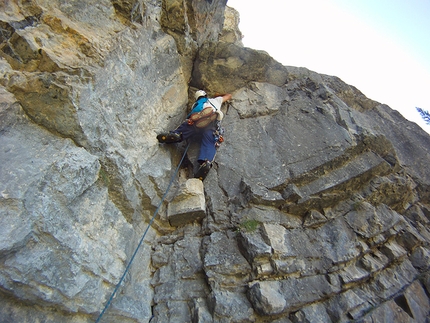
[222,93,232,102]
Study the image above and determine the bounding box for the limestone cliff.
[1,1,430,322]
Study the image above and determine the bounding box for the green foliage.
[99,167,110,186]
[240,219,260,232]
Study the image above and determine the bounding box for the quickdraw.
[214,124,225,148]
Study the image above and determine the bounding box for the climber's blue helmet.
[195,90,207,100]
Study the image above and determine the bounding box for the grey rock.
[0,116,141,313]
[344,203,402,238]
[359,251,388,273]
[237,229,273,278]
[338,263,370,285]
[290,302,333,323]
[282,184,303,203]
[2,0,430,322]
[248,281,286,315]
[151,231,209,321]
[379,239,408,261]
[325,289,372,322]
[410,246,430,271]
[240,178,285,207]
[203,231,251,288]
[237,229,272,262]
[191,298,214,323]
[315,216,361,265]
[303,209,327,228]
[202,168,231,231]
[248,276,338,315]
[209,289,256,323]
[357,281,430,323]
[401,281,430,323]
[167,179,206,227]
[152,301,192,323]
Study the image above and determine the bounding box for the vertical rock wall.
[0,1,225,322]
[1,1,430,323]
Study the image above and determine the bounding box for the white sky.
[227,0,430,133]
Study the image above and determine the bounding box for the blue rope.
[95,142,191,323]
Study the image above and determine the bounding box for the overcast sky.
[227,0,430,133]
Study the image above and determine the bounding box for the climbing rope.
[95,141,191,323]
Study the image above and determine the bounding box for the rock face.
[1,1,430,323]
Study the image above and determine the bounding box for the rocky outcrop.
[1,1,430,323]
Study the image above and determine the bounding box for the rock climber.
[157,90,232,180]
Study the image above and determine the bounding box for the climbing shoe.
[194,161,212,181]
[157,132,182,143]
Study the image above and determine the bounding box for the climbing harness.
[95,141,191,323]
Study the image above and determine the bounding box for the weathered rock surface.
[1,1,430,322]
[167,178,206,226]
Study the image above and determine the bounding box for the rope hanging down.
[95,142,191,323]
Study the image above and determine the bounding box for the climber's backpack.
[187,97,217,128]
